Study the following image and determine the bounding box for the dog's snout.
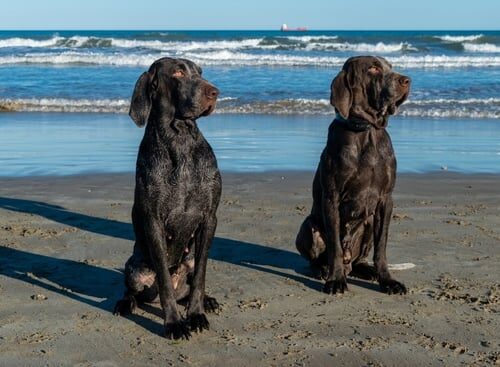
[204,84,219,100]
[399,76,411,87]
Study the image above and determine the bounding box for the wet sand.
[0,172,498,366]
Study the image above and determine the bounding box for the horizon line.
[0,28,499,32]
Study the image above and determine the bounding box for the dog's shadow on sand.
[0,196,378,335]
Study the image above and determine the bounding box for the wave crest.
[0,36,64,48]
[434,34,484,42]
[2,97,498,119]
[1,51,499,68]
[0,98,129,113]
[462,43,500,53]
[304,42,417,52]
[0,35,416,53]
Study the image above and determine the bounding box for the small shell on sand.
[31,294,48,301]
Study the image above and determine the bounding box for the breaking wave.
[0,98,129,113]
[434,34,484,42]
[462,43,500,53]
[0,35,416,53]
[2,51,500,68]
[2,97,498,119]
[304,42,417,52]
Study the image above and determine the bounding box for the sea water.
[0,30,498,175]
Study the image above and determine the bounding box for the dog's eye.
[172,70,185,78]
[368,66,381,74]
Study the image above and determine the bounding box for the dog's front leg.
[146,219,191,340]
[322,190,348,294]
[373,196,407,295]
[186,215,217,333]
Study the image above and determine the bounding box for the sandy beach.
[0,172,498,366]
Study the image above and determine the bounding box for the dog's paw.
[187,313,210,333]
[380,278,407,295]
[323,277,348,295]
[204,295,220,313]
[164,320,191,340]
[113,297,137,316]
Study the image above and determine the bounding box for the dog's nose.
[204,84,219,100]
[399,76,411,87]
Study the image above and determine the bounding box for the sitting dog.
[296,56,410,295]
[114,57,221,340]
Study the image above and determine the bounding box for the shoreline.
[1,170,500,181]
[0,171,499,366]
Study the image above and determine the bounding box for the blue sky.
[0,0,498,30]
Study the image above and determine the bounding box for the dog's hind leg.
[114,249,157,316]
[296,215,315,260]
[296,215,328,278]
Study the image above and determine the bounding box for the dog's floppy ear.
[129,70,157,127]
[330,70,352,120]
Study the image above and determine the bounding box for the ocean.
[0,30,499,175]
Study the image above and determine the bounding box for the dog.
[296,56,410,295]
[114,57,221,340]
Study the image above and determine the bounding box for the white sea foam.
[435,34,484,42]
[0,52,158,66]
[400,108,500,119]
[218,98,499,118]
[184,50,344,66]
[1,97,498,118]
[0,36,64,48]
[3,34,498,58]
[0,35,415,53]
[0,35,412,53]
[462,43,500,53]
[0,97,330,114]
[0,98,129,113]
[11,35,500,56]
[0,35,115,49]
[284,35,339,42]
[1,51,500,69]
[0,35,268,51]
[395,98,500,118]
[406,98,500,105]
[304,42,416,53]
[111,38,267,51]
[187,52,500,68]
[217,98,332,115]
[388,55,500,68]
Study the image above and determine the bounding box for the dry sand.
[0,172,498,366]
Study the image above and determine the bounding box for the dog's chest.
[336,132,395,217]
[137,133,221,213]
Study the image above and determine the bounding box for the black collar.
[334,114,372,132]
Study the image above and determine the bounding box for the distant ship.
[280,24,308,32]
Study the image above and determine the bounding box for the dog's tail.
[388,263,416,271]
[366,261,416,270]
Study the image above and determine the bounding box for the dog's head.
[129,57,219,126]
[330,56,410,128]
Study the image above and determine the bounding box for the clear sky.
[0,0,498,30]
